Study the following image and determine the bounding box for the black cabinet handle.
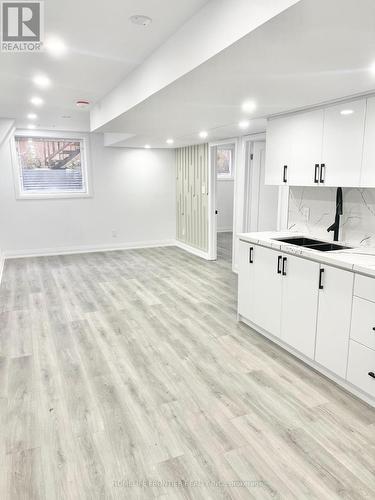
[320,163,325,183]
[368,372,375,379]
[277,255,282,274]
[282,257,287,276]
[249,247,254,264]
[314,164,319,183]
[283,165,288,183]
[372,327,375,332]
[319,268,325,290]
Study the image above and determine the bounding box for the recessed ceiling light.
[166,138,174,145]
[27,124,36,130]
[239,120,250,129]
[144,144,151,149]
[33,74,51,89]
[30,96,44,106]
[27,113,37,120]
[242,100,257,113]
[45,35,67,57]
[199,131,208,139]
[76,99,90,108]
[340,109,354,115]
[129,15,152,27]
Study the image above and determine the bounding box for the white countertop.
[238,231,375,278]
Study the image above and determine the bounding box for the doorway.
[211,141,236,264]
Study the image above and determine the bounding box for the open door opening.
[210,141,236,265]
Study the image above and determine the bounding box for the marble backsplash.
[288,187,375,247]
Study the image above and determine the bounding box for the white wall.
[216,180,234,231]
[0,133,176,256]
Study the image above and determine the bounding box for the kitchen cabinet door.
[322,99,366,187]
[281,254,320,358]
[315,266,354,378]
[361,96,375,187]
[265,116,294,185]
[289,109,324,186]
[237,240,255,320]
[251,245,283,338]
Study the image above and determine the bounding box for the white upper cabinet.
[265,115,293,185]
[361,96,375,187]
[265,97,370,187]
[289,109,324,186]
[321,99,366,187]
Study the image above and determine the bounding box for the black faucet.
[327,187,343,242]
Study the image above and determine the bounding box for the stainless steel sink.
[274,236,352,252]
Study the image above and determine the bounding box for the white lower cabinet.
[347,340,375,399]
[237,241,375,405]
[315,266,354,378]
[238,240,255,320]
[350,297,375,351]
[280,255,320,358]
[251,245,282,338]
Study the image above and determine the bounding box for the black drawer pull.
[283,165,288,183]
[282,257,287,276]
[314,164,319,183]
[319,268,324,290]
[372,327,375,332]
[368,372,375,379]
[249,247,254,264]
[277,255,282,274]
[320,163,325,183]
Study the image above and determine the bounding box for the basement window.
[216,143,235,180]
[13,132,90,198]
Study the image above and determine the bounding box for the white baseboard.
[5,239,176,259]
[174,240,215,260]
[217,228,233,233]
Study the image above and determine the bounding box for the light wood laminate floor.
[0,246,374,499]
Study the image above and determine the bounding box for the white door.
[265,116,294,185]
[281,254,320,358]
[289,109,324,186]
[251,245,283,338]
[322,99,366,187]
[315,266,354,378]
[237,240,255,319]
[361,96,375,187]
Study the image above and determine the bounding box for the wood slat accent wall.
[176,143,209,251]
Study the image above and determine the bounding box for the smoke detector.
[76,99,90,108]
[129,15,152,27]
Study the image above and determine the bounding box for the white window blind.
[14,135,88,196]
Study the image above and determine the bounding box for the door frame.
[208,137,239,261]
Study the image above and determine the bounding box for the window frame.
[11,130,92,200]
[215,142,236,181]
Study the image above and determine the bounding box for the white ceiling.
[97,0,375,148]
[0,0,208,131]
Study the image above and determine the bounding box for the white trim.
[0,251,5,284]
[207,144,217,260]
[217,227,233,233]
[239,315,375,408]
[11,129,92,200]
[5,239,176,259]
[175,240,215,261]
